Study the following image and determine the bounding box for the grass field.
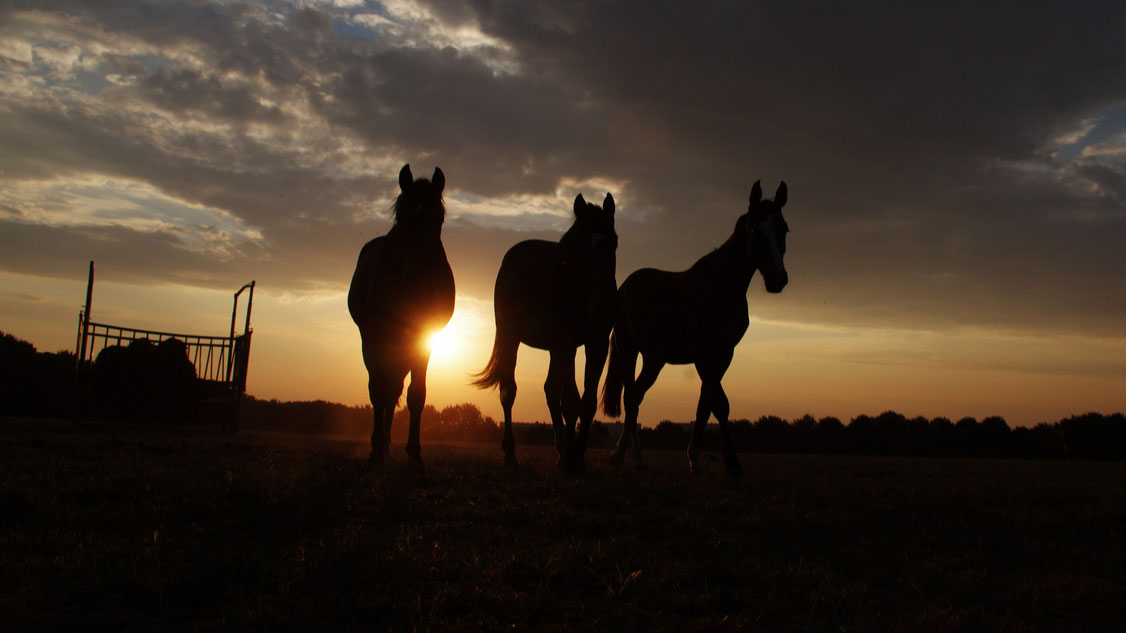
[2,418,1124,632]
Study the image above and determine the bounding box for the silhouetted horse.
[348,164,455,465]
[474,193,618,472]
[602,181,789,476]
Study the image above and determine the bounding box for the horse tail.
[601,330,623,417]
[471,332,505,390]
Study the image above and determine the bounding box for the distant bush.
[2,331,1122,459]
[1,331,77,419]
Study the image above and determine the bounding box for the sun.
[424,326,459,362]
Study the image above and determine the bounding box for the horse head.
[566,192,619,276]
[392,163,446,234]
[741,180,789,293]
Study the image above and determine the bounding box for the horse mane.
[687,216,754,288]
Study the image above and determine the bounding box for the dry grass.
[2,418,1124,632]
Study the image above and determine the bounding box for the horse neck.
[557,226,592,270]
[557,223,584,250]
[389,222,443,245]
[692,231,755,295]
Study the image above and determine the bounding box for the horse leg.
[712,382,741,477]
[698,350,741,477]
[367,379,402,465]
[405,352,430,468]
[544,350,571,470]
[609,342,640,467]
[368,401,388,465]
[560,351,582,474]
[363,343,402,465]
[620,354,665,470]
[688,382,711,475]
[381,404,393,455]
[572,336,609,473]
[497,337,519,467]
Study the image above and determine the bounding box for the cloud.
[1,0,1125,337]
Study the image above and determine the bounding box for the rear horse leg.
[610,352,664,469]
[492,335,520,467]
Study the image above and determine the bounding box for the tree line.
[3,331,1123,460]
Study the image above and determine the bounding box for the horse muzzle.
[765,271,788,294]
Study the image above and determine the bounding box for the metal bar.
[77,261,94,368]
[85,321,230,342]
[242,281,255,336]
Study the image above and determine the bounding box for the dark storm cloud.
[2,1,1125,335]
[446,0,1126,334]
[138,67,286,123]
[314,44,606,197]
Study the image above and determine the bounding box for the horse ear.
[749,180,762,207]
[603,193,615,215]
[432,167,445,194]
[399,164,413,192]
[774,181,787,208]
[573,193,587,216]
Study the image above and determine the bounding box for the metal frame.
[74,261,255,428]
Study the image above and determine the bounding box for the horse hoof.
[725,462,743,478]
[609,451,625,467]
[504,453,519,468]
[368,450,387,466]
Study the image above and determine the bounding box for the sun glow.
[425,326,460,363]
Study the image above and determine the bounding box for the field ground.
[2,418,1124,632]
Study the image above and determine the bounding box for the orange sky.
[5,268,1122,428]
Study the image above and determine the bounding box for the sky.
[2,0,1125,428]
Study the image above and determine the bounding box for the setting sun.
[425,326,459,362]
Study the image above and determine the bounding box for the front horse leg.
[369,404,388,465]
[544,350,572,471]
[571,337,608,473]
[688,383,711,475]
[559,351,582,474]
[365,370,402,465]
[697,350,740,477]
[710,380,741,477]
[405,353,431,468]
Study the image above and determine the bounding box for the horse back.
[617,267,749,364]
[494,239,615,349]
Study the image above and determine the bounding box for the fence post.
[72,262,95,424]
[77,261,94,372]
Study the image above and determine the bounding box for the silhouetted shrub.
[0,332,77,418]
